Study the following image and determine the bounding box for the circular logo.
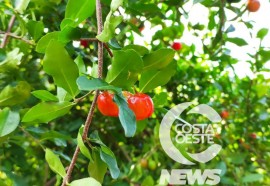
[159,102,222,165]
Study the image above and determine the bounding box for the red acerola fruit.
[250,133,257,139]
[127,93,154,120]
[220,110,229,119]
[247,0,260,12]
[172,42,182,51]
[80,39,88,48]
[97,91,119,117]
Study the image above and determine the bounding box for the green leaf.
[45,149,66,178]
[26,20,44,41]
[0,81,31,107]
[43,40,79,97]
[36,32,60,53]
[22,102,74,123]
[15,0,30,13]
[108,38,122,50]
[152,92,168,107]
[257,28,268,40]
[105,49,143,88]
[57,87,73,102]
[142,175,154,186]
[114,92,136,137]
[100,146,120,179]
[70,178,101,186]
[216,162,227,177]
[226,37,248,46]
[77,126,92,160]
[62,0,95,29]
[0,108,20,137]
[31,90,59,102]
[96,11,123,42]
[59,26,81,43]
[88,148,107,183]
[242,174,263,183]
[0,48,23,73]
[143,48,175,71]
[77,76,121,93]
[123,45,149,56]
[74,55,86,75]
[110,0,123,11]
[139,61,176,92]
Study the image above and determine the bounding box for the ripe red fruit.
[172,42,182,51]
[127,93,154,120]
[97,91,119,117]
[80,39,88,48]
[220,110,229,119]
[247,0,260,12]
[250,133,257,139]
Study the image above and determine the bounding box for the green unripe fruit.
[148,160,157,171]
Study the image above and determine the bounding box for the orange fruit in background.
[247,0,260,12]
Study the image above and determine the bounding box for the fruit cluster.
[97,91,154,120]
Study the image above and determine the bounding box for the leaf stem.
[0,15,16,48]
[61,0,104,185]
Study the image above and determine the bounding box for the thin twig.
[103,43,113,57]
[61,0,104,185]
[7,33,34,45]
[0,15,16,48]
[74,90,94,103]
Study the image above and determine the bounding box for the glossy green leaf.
[143,48,175,71]
[110,0,123,11]
[58,26,81,43]
[100,146,120,179]
[15,0,30,13]
[105,49,143,88]
[43,40,79,97]
[45,149,66,178]
[108,38,122,50]
[77,126,92,160]
[63,0,95,29]
[57,87,73,102]
[36,32,60,53]
[88,148,107,183]
[77,76,121,93]
[242,174,263,183]
[139,61,176,92]
[26,20,44,41]
[114,92,136,137]
[123,45,149,56]
[226,37,248,46]
[257,28,268,40]
[142,175,154,186]
[74,55,86,75]
[0,108,20,137]
[22,102,74,123]
[31,90,58,102]
[0,81,31,107]
[96,12,123,42]
[70,178,101,186]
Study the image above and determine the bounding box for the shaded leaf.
[0,81,31,107]
[226,37,248,46]
[77,76,121,93]
[100,146,120,179]
[242,174,263,183]
[77,126,92,160]
[123,45,149,56]
[114,92,136,137]
[88,148,107,183]
[26,20,44,41]
[36,32,60,53]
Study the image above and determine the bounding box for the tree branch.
[61,0,104,185]
[0,15,16,48]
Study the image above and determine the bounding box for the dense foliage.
[0,0,269,185]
